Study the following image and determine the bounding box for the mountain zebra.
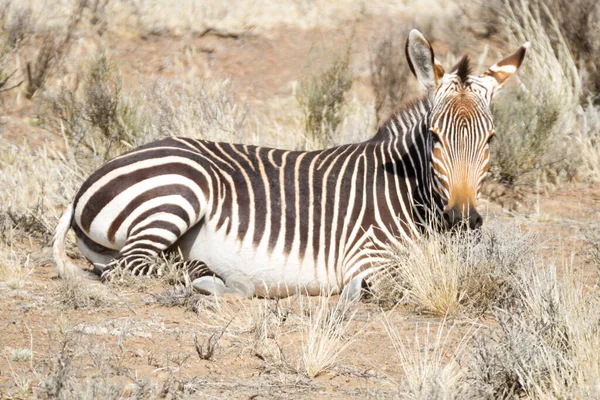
[53,30,528,299]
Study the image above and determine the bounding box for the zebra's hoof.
[192,276,227,297]
[340,277,363,302]
[225,274,255,298]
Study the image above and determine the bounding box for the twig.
[197,26,254,39]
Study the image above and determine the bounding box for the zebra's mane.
[453,55,471,84]
[372,96,431,142]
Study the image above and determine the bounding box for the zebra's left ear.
[482,42,530,87]
[405,29,445,91]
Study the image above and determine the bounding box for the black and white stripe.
[53,29,529,298]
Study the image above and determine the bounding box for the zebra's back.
[70,136,405,295]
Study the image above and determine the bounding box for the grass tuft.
[384,318,472,398]
[373,221,534,315]
[300,292,358,378]
[463,261,600,398]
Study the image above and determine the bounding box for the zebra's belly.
[176,222,342,297]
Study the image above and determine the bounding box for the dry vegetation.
[1,0,600,398]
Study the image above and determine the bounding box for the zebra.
[53,30,529,299]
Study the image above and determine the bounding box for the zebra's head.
[406,30,529,230]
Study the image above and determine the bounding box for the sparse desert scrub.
[296,44,353,149]
[0,141,84,236]
[42,52,149,165]
[475,0,600,99]
[300,292,358,378]
[23,2,82,99]
[146,78,249,144]
[0,233,34,290]
[369,24,413,125]
[55,277,107,310]
[384,318,474,399]
[462,261,600,399]
[489,0,583,185]
[372,221,535,315]
[574,102,600,181]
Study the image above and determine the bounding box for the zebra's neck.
[371,97,444,230]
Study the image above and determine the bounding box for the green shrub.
[489,0,581,185]
[296,44,353,149]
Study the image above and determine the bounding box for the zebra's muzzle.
[442,206,483,230]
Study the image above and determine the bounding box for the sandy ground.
[1,10,599,399]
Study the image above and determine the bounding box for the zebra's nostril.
[470,212,483,230]
[443,209,457,229]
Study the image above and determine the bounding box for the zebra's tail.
[53,202,81,279]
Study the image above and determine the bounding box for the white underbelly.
[177,221,342,297]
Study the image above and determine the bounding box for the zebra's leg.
[340,276,364,302]
[186,260,228,296]
[189,264,255,298]
[100,223,181,280]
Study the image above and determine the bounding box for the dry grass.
[384,318,473,398]
[489,0,583,185]
[300,293,358,378]
[146,78,248,144]
[0,0,598,397]
[43,52,148,163]
[24,2,82,99]
[463,261,600,398]
[0,244,34,290]
[373,221,535,315]
[55,277,106,310]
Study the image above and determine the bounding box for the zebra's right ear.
[405,29,445,91]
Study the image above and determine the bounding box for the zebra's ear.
[482,42,530,87]
[405,29,445,91]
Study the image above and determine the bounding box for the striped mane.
[372,97,431,142]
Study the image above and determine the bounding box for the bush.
[474,0,599,99]
[147,78,248,143]
[44,53,148,164]
[372,221,535,315]
[489,0,582,185]
[463,262,600,398]
[369,25,413,125]
[296,44,353,149]
[24,3,82,99]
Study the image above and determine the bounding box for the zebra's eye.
[430,130,442,144]
[486,131,495,145]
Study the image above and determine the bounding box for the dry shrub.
[373,221,534,315]
[0,141,84,248]
[384,318,472,398]
[586,226,600,268]
[38,333,79,399]
[489,0,582,185]
[300,293,358,378]
[0,3,27,96]
[55,277,106,310]
[1,3,33,51]
[44,52,148,165]
[474,0,599,97]
[369,25,413,125]
[463,262,600,398]
[296,44,353,149]
[574,102,600,181]
[147,78,248,143]
[0,235,34,290]
[24,2,82,99]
